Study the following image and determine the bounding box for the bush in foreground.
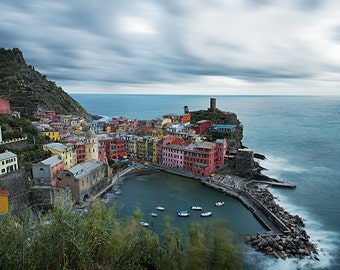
[0,203,243,270]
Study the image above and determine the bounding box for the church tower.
[85,129,99,161]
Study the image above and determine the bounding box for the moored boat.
[201,211,212,217]
[149,212,158,217]
[190,206,203,210]
[177,210,190,217]
[140,221,149,227]
[215,201,225,207]
[155,206,165,211]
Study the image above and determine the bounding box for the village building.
[32,155,65,186]
[0,151,18,176]
[57,160,110,204]
[43,142,76,169]
[0,98,10,115]
[0,190,9,213]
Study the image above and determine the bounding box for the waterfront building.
[57,160,109,204]
[162,140,189,168]
[32,155,65,186]
[120,134,138,160]
[136,136,149,162]
[0,151,18,176]
[183,139,227,176]
[43,142,76,169]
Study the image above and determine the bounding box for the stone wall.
[0,169,30,215]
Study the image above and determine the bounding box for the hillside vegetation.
[0,48,91,119]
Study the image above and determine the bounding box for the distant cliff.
[0,48,91,119]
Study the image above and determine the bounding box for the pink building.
[0,98,10,115]
[162,144,185,168]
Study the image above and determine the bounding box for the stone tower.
[85,129,99,161]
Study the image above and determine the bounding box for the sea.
[71,94,340,270]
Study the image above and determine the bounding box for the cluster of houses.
[0,98,239,212]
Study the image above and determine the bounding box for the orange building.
[180,113,190,123]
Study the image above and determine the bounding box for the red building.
[190,120,213,135]
[98,135,126,160]
[0,98,10,115]
[74,143,86,163]
[183,139,227,176]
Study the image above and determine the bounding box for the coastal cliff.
[0,48,91,119]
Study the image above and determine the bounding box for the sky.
[1,0,340,95]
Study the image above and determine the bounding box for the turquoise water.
[72,94,340,269]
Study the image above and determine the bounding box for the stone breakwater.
[245,188,318,260]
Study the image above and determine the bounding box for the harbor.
[149,164,318,260]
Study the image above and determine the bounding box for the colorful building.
[43,131,60,141]
[0,190,9,213]
[43,142,76,169]
[0,98,10,115]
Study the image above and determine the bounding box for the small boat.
[177,210,190,217]
[149,212,158,217]
[190,206,203,210]
[155,206,165,211]
[140,221,149,227]
[201,211,212,217]
[215,201,225,207]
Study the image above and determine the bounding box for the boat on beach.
[155,206,165,211]
[177,210,190,217]
[190,206,203,210]
[215,201,225,207]
[201,211,212,217]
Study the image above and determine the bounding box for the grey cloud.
[1,0,339,95]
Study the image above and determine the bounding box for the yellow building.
[0,190,9,213]
[43,131,60,141]
[43,142,76,169]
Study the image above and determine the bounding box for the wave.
[256,154,306,178]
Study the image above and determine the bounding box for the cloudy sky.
[1,0,340,95]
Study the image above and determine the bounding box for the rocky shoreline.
[244,188,319,260]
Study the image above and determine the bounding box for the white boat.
[190,206,203,210]
[155,206,165,211]
[177,210,190,217]
[149,212,158,217]
[201,211,212,217]
[140,221,149,227]
[215,201,225,207]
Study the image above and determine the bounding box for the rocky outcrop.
[245,188,318,260]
